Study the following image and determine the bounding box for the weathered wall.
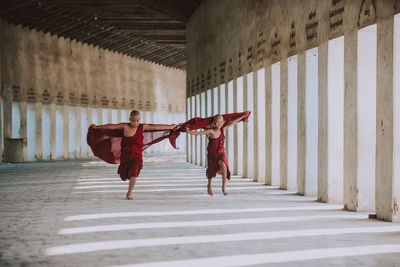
[186,0,399,94]
[0,20,186,162]
[0,20,186,113]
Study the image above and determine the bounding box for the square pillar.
[318,37,344,203]
[234,77,244,176]
[375,15,400,222]
[280,59,289,189]
[191,96,195,163]
[265,66,273,185]
[243,73,254,178]
[344,25,377,212]
[255,68,266,183]
[63,105,70,159]
[50,103,57,160]
[271,63,280,186]
[3,87,12,139]
[19,101,28,161]
[35,102,43,160]
[75,106,82,158]
[226,81,235,172]
[305,48,319,197]
[297,52,306,195]
[186,97,191,162]
[195,94,200,165]
[287,56,298,191]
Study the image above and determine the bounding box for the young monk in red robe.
[89,110,175,200]
[185,111,251,196]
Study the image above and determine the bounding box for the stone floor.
[1,154,400,267]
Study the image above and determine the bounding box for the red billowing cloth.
[206,129,231,180]
[86,112,251,179]
[87,124,172,165]
[168,112,251,149]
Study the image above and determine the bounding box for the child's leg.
[126,176,137,200]
[207,178,213,196]
[219,160,228,195]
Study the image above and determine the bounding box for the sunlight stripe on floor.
[45,226,400,255]
[58,214,368,235]
[64,204,343,221]
[110,244,400,267]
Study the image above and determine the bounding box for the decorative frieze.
[358,0,376,28]
[27,88,35,102]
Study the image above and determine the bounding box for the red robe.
[86,112,250,180]
[206,128,230,180]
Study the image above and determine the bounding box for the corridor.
[1,155,400,266]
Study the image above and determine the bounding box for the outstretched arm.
[223,111,251,130]
[90,123,125,130]
[143,124,176,131]
[184,127,212,136]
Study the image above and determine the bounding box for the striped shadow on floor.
[109,244,400,267]
[45,226,400,255]
[64,205,344,221]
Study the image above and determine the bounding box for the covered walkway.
[1,155,400,266]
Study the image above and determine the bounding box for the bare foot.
[125,194,133,200]
[207,183,213,196]
[222,190,228,196]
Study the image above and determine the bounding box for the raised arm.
[184,127,212,136]
[223,111,251,130]
[90,123,125,130]
[143,124,175,131]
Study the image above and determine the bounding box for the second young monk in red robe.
[89,110,175,200]
[185,111,251,196]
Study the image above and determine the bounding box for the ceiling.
[0,0,203,69]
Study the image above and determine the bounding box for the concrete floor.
[1,154,400,267]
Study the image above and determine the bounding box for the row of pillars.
[0,94,185,162]
[186,16,399,222]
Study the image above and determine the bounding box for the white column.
[3,87,12,140]
[271,63,280,186]
[191,96,195,163]
[226,81,235,172]
[200,91,206,166]
[344,25,377,211]
[287,56,298,191]
[19,101,28,161]
[34,102,43,160]
[42,104,51,160]
[81,107,88,158]
[0,96,3,163]
[305,48,318,197]
[252,72,259,181]
[195,94,200,165]
[297,52,306,195]
[234,77,244,176]
[206,89,212,167]
[318,36,344,203]
[186,97,191,162]
[75,106,82,158]
[256,69,266,183]
[86,106,95,157]
[280,60,288,189]
[375,15,399,222]
[63,105,69,159]
[265,66,272,185]
[50,103,57,159]
[24,103,35,161]
[244,72,254,179]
